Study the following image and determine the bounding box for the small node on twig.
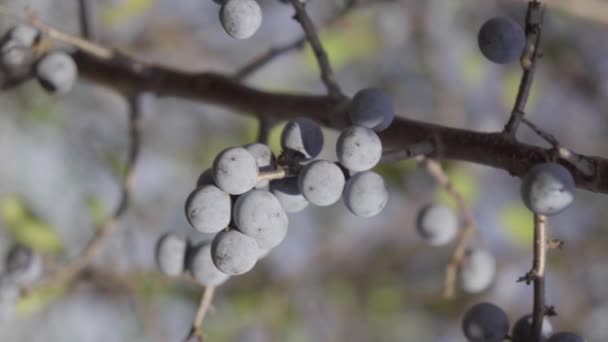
[545,305,558,317]
[516,270,536,285]
[547,239,564,250]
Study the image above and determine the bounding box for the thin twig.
[531,214,547,341]
[417,157,478,299]
[78,0,96,41]
[288,0,345,99]
[521,118,595,176]
[22,94,142,296]
[256,116,274,145]
[257,168,288,181]
[503,1,545,137]
[521,117,560,148]
[233,39,306,80]
[185,287,216,342]
[233,0,367,80]
[380,141,435,163]
[0,5,112,58]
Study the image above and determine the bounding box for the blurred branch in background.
[549,0,608,25]
[23,94,142,296]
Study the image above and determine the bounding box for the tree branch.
[417,157,479,299]
[503,1,545,136]
[78,0,96,41]
[22,94,142,295]
[288,0,344,99]
[2,7,608,194]
[66,50,608,195]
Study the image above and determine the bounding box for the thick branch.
[69,50,608,193]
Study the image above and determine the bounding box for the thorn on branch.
[547,239,564,250]
[545,305,558,317]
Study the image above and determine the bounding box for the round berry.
[349,88,395,132]
[459,248,496,293]
[155,233,187,277]
[233,189,288,250]
[478,16,525,64]
[185,185,232,233]
[342,171,388,218]
[211,229,259,275]
[462,302,510,342]
[512,314,553,342]
[36,51,78,95]
[269,177,309,213]
[220,0,263,40]
[4,244,42,285]
[416,204,459,246]
[336,126,383,172]
[212,146,259,195]
[281,117,324,160]
[521,162,575,216]
[298,160,345,206]
[187,242,230,287]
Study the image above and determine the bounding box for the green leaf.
[1,197,27,225]
[17,285,65,315]
[1,197,63,254]
[12,220,63,254]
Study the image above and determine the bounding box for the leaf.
[12,220,63,254]
[17,285,65,315]
[0,197,63,254]
[1,197,27,225]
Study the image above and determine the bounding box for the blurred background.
[0,0,607,341]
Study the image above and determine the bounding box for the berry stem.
[531,214,547,341]
[186,286,216,342]
[417,157,479,299]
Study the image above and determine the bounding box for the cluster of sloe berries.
[155,87,395,285]
[0,24,77,94]
[462,302,585,342]
[0,244,42,321]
